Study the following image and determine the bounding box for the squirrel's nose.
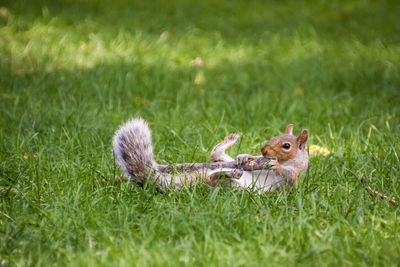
[261,144,270,156]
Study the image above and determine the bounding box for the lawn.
[1,0,400,265]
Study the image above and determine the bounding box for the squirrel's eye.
[282,143,291,149]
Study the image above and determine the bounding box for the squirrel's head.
[261,124,308,162]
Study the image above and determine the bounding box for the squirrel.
[112,118,309,193]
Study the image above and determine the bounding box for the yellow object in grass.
[309,145,330,157]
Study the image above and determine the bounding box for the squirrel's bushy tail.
[112,118,157,184]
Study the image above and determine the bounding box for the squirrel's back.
[112,118,157,184]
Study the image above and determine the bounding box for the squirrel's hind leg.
[206,169,243,187]
[210,134,239,162]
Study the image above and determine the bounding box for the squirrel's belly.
[233,170,286,192]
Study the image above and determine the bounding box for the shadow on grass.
[3,0,400,45]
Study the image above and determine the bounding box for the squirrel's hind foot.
[210,134,240,162]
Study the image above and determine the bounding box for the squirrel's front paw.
[267,157,278,170]
[237,154,255,166]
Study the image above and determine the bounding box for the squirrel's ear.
[285,124,294,135]
[296,129,308,150]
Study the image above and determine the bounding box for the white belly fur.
[233,170,286,193]
[207,168,287,193]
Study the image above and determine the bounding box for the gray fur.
[112,118,156,184]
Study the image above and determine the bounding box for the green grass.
[1,0,400,265]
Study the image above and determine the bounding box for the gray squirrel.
[112,118,309,193]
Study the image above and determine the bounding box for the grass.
[1,0,400,265]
